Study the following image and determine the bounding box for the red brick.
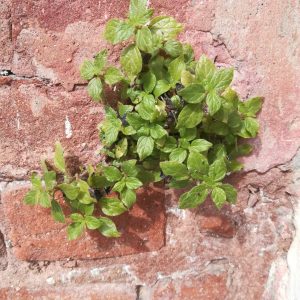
[153,274,228,300]
[2,185,166,261]
[0,284,136,300]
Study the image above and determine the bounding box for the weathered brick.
[2,185,165,261]
[152,274,228,300]
[0,284,136,300]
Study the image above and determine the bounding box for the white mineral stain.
[65,116,72,138]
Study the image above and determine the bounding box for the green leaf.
[104,67,123,85]
[129,0,153,25]
[181,70,195,86]
[120,189,136,208]
[112,180,126,193]
[179,185,209,208]
[44,171,56,191]
[54,142,66,173]
[187,152,209,174]
[210,68,234,91]
[80,61,95,80]
[208,159,227,182]
[85,216,101,230]
[136,27,154,53]
[100,197,127,216]
[179,128,197,141]
[169,148,187,163]
[238,97,263,117]
[176,104,203,128]
[239,117,259,138]
[94,50,107,73]
[136,95,156,120]
[88,77,103,101]
[141,72,156,93]
[137,136,154,160]
[24,190,39,205]
[189,139,212,152]
[150,16,183,40]
[168,55,185,83]
[126,112,146,129]
[67,222,85,240]
[168,179,189,189]
[58,183,80,200]
[118,103,133,116]
[161,136,177,153]
[153,79,171,98]
[115,138,128,159]
[103,166,122,182]
[98,217,121,237]
[211,187,226,209]
[88,175,110,189]
[178,83,206,104]
[51,199,65,223]
[164,40,183,57]
[221,184,237,204]
[104,19,134,44]
[39,191,51,208]
[195,55,216,84]
[160,161,189,180]
[206,90,222,115]
[150,124,167,139]
[122,160,138,177]
[101,118,121,146]
[125,177,143,189]
[121,45,142,78]
[70,213,85,223]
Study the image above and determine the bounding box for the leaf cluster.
[24,0,262,240]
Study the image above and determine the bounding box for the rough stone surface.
[2,185,165,261]
[0,0,300,299]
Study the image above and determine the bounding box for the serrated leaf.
[179,127,197,141]
[88,77,103,101]
[189,139,212,152]
[238,97,263,117]
[136,27,154,53]
[121,45,142,78]
[54,142,66,173]
[176,104,203,128]
[211,187,226,209]
[195,55,216,84]
[239,117,259,138]
[129,0,153,25]
[206,90,222,115]
[179,185,209,209]
[58,183,80,200]
[136,95,156,120]
[122,160,138,177]
[104,67,123,85]
[98,217,121,237]
[120,189,136,208]
[161,136,177,153]
[150,124,167,139]
[210,68,234,91]
[39,191,51,208]
[221,184,237,204]
[137,136,154,160]
[150,16,183,40]
[51,199,65,223]
[126,112,147,129]
[160,161,189,180]
[44,171,56,191]
[141,71,156,93]
[208,159,227,182]
[80,61,95,80]
[125,177,143,189]
[85,216,101,230]
[67,222,85,240]
[103,166,122,182]
[178,83,206,104]
[169,148,187,163]
[168,55,185,84]
[115,138,128,159]
[164,40,183,57]
[100,197,127,216]
[153,79,171,98]
[94,50,107,73]
[181,70,195,86]
[104,19,134,44]
[24,190,39,205]
[187,152,209,174]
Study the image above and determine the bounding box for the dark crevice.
[0,231,8,271]
[135,285,142,300]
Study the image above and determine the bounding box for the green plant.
[24,0,262,240]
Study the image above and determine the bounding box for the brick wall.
[1,0,300,299]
